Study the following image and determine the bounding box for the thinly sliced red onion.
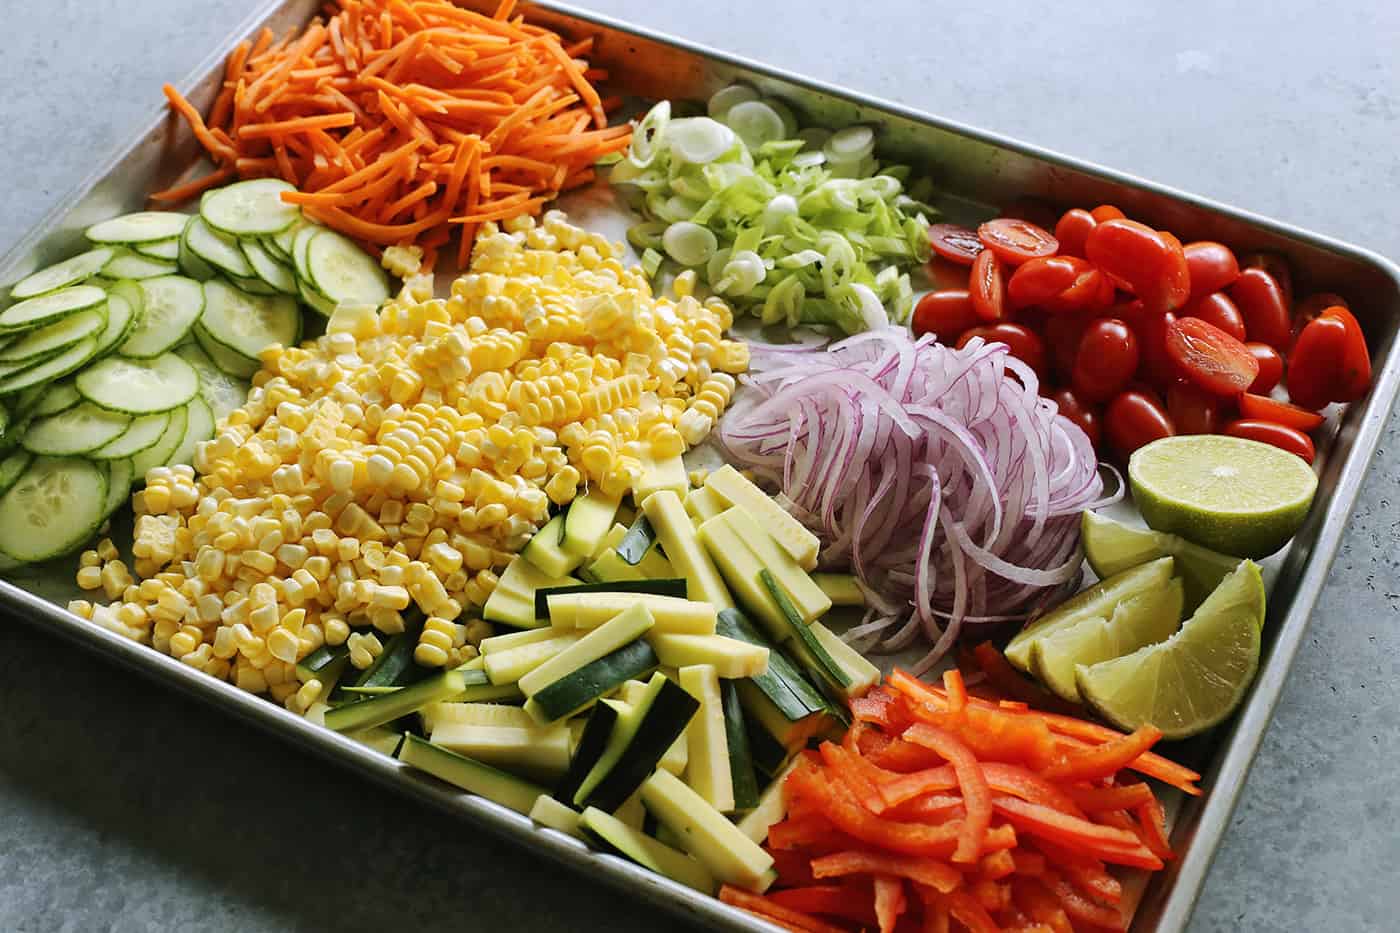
[719,327,1115,667]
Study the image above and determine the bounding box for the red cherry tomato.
[1085,219,1191,313]
[1167,379,1226,435]
[1054,209,1097,259]
[1329,305,1372,401]
[1294,291,1349,329]
[1227,268,1291,350]
[1164,316,1259,396]
[1245,342,1285,394]
[1000,199,1059,231]
[1051,388,1102,449]
[977,218,1059,266]
[968,249,1005,321]
[1007,256,1083,308]
[1043,264,1110,314]
[1287,312,1349,410]
[1043,311,1093,379]
[1129,309,1179,390]
[1181,291,1247,342]
[1183,241,1240,300]
[1105,390,1175,457]
[912,290,981,343]
[926,255,971,292]
[957,323,1047,379]
[1240,251,1294,314]
[928,224,984,266]
[1091,205,1127,223]
[1224,419,1315,464]
[1071,318,1140,403]
[1237,393,1325,431]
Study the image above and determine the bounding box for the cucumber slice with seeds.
[103,459,134,513]
[22,402,130,456]
[119,275,205,358]
[177,216,217,281]
[77,353,198,414]
[9,248,115,300]
[0,285,107,333]
[193,323,259,378]
[0,451,32,498]
[240,238,298,294]
[167,396,214,466]
[130,404,186,480]
[184,216,254,278]
[103,251,179,280]
[90,410,171,459]
[0,337,98,396]
[29,381,81,418]
[0,306,106,364]
[306,229,391,305]
[85,212,189,245]
[199,279,300,360]
[0,457,108,562]
[135,238,181,261]
[201,178,300,236]
[91,292,138,359]
[174,342,248,423]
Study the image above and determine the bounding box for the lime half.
[1076,560,1264,740]
[1082,510,1242,611]
[1030,577,1184,703]
[1005,556,1174,671]
[1129,435,1317,559]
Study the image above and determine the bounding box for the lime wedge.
[1005,556,1174,671]
[1082,511,1242,611]
[1129,435,1317,559]
[1030,578,1184,703]
[1076,560,1264,739]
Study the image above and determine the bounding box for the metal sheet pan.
[2,1,1398,930]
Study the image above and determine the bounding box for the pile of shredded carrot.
[724,646,1200,933]
[155,0,629,270]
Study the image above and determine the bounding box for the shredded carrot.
[155,0,625,269]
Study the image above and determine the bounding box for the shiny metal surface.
[1,1,1397,930]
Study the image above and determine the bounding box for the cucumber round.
[297,278,337,317]
[103,251,179,280]
[177,216,217,282]
[130,404,187,482]
[103,458,134,515]
[184,215,254,279]
[0,337,99,396]
[22,402,131,456]
[0,450,32,498]
[90,410,171,459]
[0,306,107,364]
[167,395,215,467]
[29,380,81,418]
[174,342,249,423]
[0,457,108,563]
[192,323,259,378]
[229,273,280,296]
[91,291,139,359]
[134,238,181,261]
[199,279,300,361]
[85,212,190,245]
[119,275,205,359]
[76,352,198,414]
[201,178,300,236]
[9,248,115,301]
[0,285,107,333]
[306,229,391,306]
[240,238,298,294]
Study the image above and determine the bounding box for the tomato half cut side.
[978,218,1059,266]
[913,290,981,343]
[1183,241,1240,300]
[1072,318,1140,403]
[1164,316,1259,396]
[1224,419,1316,463]
[929,224,985,266]
[1237,393,1325,431]
[1181,291,1247,342]
[1245,342,1284,394]
[1054,209,1097,259]
[1105,390,1175,458]
[1043,264,1109,314]
[969,249,1006,321]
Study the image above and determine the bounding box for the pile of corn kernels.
[70,211,747,711]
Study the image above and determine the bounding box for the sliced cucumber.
[119,275,205,358]
[166,396,214,466]
[9,384,47,420]
[0,306,106,364]
[201,178,299,236]
[0,457,108,562]
[102,458,134,514]
[184,215,255,278]
[0,337,98,396]
[85,212,189,245]
[177,216,217,281]
[274,220,305,259]
[292,224,322,285]
[29,381,81,418]
[129,404,186,482]
[0,451,32,498]
[22,402,130,456]
[297,277,337,317]
[91,293,138,361]
[240,239,298,295]
[134,238,181,261]
[77,353,197,415]
[261,233,292,264]
[0,285,107,333]
[193,323,259,378]
[174,342,248,422]
[306,229,391,305]
[229,273,280,296]
[90,410,170,459]
[9,248,115,300]
[199,279,300,361]
[103,251,179,280]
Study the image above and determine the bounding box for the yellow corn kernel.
[324,616,351,646]
[267,628,300,664]
[76,566,102,591]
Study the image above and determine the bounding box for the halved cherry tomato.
[1105,390,1174,457]
[1051,388,1102,449]
[1245,342,1284,394]
[1129,309,1179,390]
[912,290,981,343]
[1240,251,1294,314]
[1054,209,1097,259]
[1071,319,1139,402]
[929,224,984,266]
[1224,419,1315,463]
[926,255,972,291]
[1085,219,1190,313]
[958,323,1047,379]
[1181,291,1246,342]
[1328,305,1372,401]
[1090,205,1126,223]
[1167,379,1226,434]
[1044,311,1093,379]
[1000,198,1059,230]
[1043,264,1110,314]
[1183,241,1240,300]
[969,249,1006,321]
[1227,268,1291,350]
[1287,312,1349,410]
[1164,316,1259,396]
[1007,256,1083,308]
[1237,393,1325,431]
[978,218,1059,266]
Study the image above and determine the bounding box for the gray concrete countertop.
[2,2,1398,930]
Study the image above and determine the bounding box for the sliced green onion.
[628,101,671,169]
[627,221,668,252]
[762,194,799,232]
[641,247,665,279]
[668,117,737,165]
[662,222,718,267]
[714,250,766,296]
[826,125,875,162]
[707,84,759,121]
[762,275,805,326]
[723,100,788,150]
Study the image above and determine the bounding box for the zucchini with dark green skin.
[615,513,657,565]
[554,700,621,807]
[722,680,761,812]
[525,638,660,724]
[532,578,688,618]
[581,676,699,812]
[715,608,826,721]
[760,569,851,689]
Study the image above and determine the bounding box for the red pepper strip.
[922,896,950,933]
[718,885,853,933]
[903,724,993,863]
[873,876,907,933]
[1011,850,1047,878]
[877,766,958,808]
[883,794,965,823]
[1004,924,1055,933]
[850,692,898,726]
[979,849,1016,881]
[768,815,845,851]
[1062,782,1156,812]
[971,877,1012,914]
[972,641,1083,716]
[981,763,1084,816]
[867,737,945,773]
[820,742,889,814]
[1043,726,1163,783]
[766,886,879,928]
[768,848,819,887]
[1134,795,1174,862]
[1030,840,1121,906]
[810,850,961,894]
[1012,878,1074,933]
[990,797,1162,870]
[943,889,1002,933]
[943,668,968,716]
[787,762,968,858]
[1047,873,1127,931]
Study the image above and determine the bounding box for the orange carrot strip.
[150,166,235,203]
[1043,726,1163,783]
[162,84,237,164]
[718,886,850,933]
[238,111,356,139]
